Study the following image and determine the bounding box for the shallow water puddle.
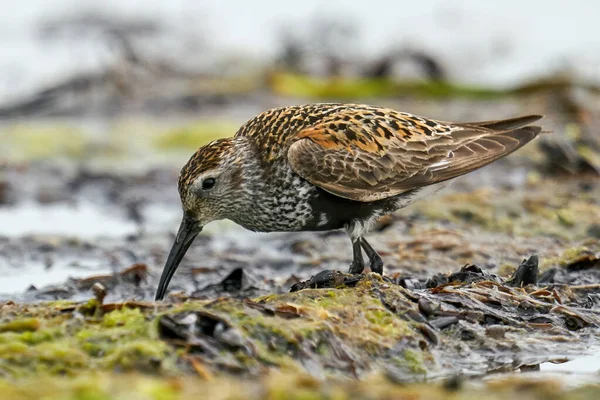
[0,202,138,238]
[541,351,600,375]
[0,202,138,294]
[0,259,114,294]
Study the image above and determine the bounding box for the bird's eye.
[202,178,216,190]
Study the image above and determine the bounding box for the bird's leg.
[360,237,384,275]
[348,238,365,274]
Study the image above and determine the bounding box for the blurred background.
[0,0,599,301]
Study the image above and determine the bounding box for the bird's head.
[155,137,252,300]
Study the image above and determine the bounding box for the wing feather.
[288,113,542,202]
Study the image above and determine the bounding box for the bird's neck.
[223,137,318,232]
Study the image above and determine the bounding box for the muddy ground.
[0,89,599,398]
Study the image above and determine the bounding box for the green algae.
[149,277,422,376]
[18,326,63,345]
[104,339,170,372]
[0,118,240,167]
[0,277,425,380]
[268,71,600,100]
[0,340,89,375]
[250,278,415,352]
[1,274,598,392]
[0,318,40,333]
[413,178,600,241]
[0,304,177,378]
[541,245,600,270]
[269,72,512,99]
[0,372,597,400]
[0,124,87,161]
[401,349,427,375]
[101,306,146,328]
[153,121,238,151]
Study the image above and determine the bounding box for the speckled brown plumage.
[180,103,541,202]
[178,138,234,200]
[156,103,543,300]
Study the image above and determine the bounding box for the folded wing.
[287,113,542,202]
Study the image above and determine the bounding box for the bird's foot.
[368,256,384,275]
[348,260,365,275]
[348,238,365,274]
[360,237,384,275]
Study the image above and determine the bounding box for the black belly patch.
[304,188,403,231]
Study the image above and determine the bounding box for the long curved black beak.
[155,214,202,300]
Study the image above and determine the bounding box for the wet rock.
[192,268,265,298]
[485,325,506,339]
[289,270,363,292]
[507,255,539,287]
[447,264,498,284]
[395,275,423,289]
[417,298,438,318]
[564,251,600,271]
[425,273,448,288]
[538,268,557,284]
[429,316,459,330]
[219,268,245,292]
[406,310,428,323]
[416,324,439,345]
[158,310,255,371]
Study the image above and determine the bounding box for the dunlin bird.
[155,104,542,300]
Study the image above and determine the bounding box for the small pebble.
[485,325,506,339]
[92,282,107,304]
[418,298,436,317]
